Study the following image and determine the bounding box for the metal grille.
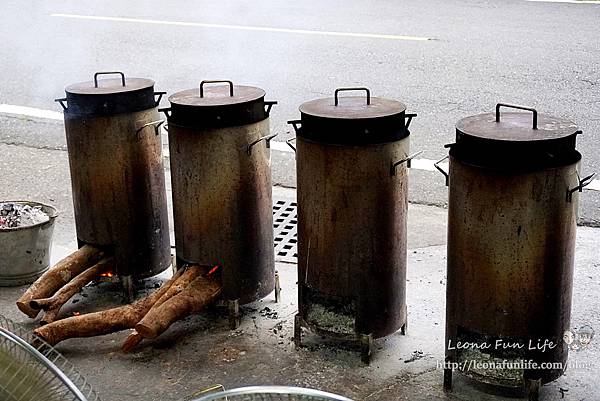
[273,200,298,263]
[189,386,353,401]
[0,315,100,401]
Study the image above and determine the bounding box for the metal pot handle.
[567,172,596,202]
[390,150,424,175]
[94,71,126,88]
[153,91,166,106]
[264,101,278,115]
[434,155,450,186]
[247,133,278,155]
[135,120,165,139]
[55,98,68,111]
[158,107,171,118]
[200,80,234,97]
[334,87,371,106]
[496,103,538,130]
[405,113,417,129]
[287,119,302,135]
[286,138,297,153]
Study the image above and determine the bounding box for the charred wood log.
[33,268,184,346]
[121,265,203,352]
[17,245,105,318]
[134,271,222,340]
[29,257,113,325]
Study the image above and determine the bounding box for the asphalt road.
[1,0,599,222]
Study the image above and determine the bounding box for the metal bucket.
[0,202,58,286]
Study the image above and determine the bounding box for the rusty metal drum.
[56,72,171,280]
[440,104,594,399]
[289,88,417,362]
[163,80,277,315]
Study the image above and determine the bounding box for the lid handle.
[94,72,126,88]
[334,87,371,106]
[495,103,538,130]
[200,80,234,98]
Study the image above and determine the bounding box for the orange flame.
[100,271,114,278]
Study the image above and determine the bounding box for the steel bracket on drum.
[390,150,424,175]
[135,120,165,139]
[246,133,278,155]
[567,172,596,202]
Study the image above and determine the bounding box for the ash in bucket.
[0,203,50,229]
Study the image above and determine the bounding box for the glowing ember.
[99,272,114,278]
[206,265,220,277]
[73,312,81,316]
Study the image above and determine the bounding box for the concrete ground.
[0,143,599,401]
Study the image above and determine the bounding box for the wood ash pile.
[0,202,50,228]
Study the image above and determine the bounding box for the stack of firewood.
[15,245,222,350]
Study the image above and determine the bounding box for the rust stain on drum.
[169,119,275,304]
[297,138,409,338]
[64,108,171,278]
[446,153,580,384]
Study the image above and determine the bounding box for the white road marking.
[50,13,432,41]
[270,140,293,153]
[526,0,600,4]
[0,104,63,120]
[409,158,438,172]
[2,103,599,192]
[588,180,600,191]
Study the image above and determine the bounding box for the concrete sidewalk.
[0,142,598,401]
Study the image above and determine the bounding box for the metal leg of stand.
[360,333,373,365]
[526,378,541,401]
[121,275,134,303]
[443,356,453,392]
[294,314,302,347]
[228,299,241,330]
[274,271,281,303]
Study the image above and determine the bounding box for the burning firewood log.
[121,264,204,352]
[33,265,223,350]
[134,269,222,340]
[149,265,204,311]
[33,268,185,346]
[29,257,114,325]
[17,245,105,318]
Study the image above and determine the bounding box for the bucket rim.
[0,201,58,232]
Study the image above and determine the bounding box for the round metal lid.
[60,71,159,116]
[452,103,580,169]
[169,81,265,108]
[65,72,154,95]
[299,88,406,120]
[456,103,578,143]
[294,87,411,146]
[165,80,271,128]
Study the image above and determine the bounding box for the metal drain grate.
[273,200,298,263]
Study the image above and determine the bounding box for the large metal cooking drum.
[440,104,594,400]
[288,88,417,363]
[56,72,171,290]
[163,80,277,328]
